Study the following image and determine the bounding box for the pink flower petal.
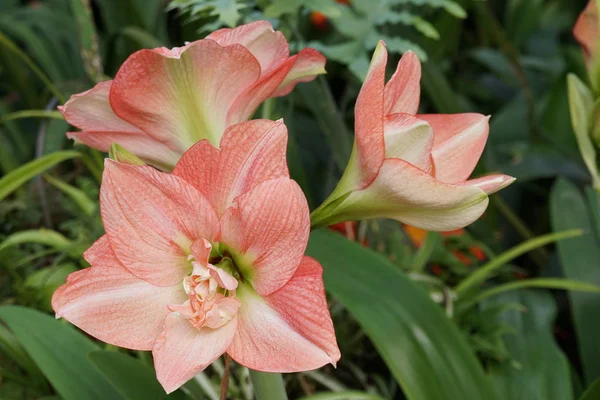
[227,269,337,372]
[271,49,327,97]
[153,313,237,393]
[52,236,185,351]
[226,59,296,127]
[208,265,239,291]
[59,81,181,169]
[384,50,421,115]
[461,174,516,195]
[384,113,433,172]
[354,41,387,188]
[333,158,489,231]
[173,120,289,216]
[419,113,490,183]
[190,238,212,266]
[100,161,219,286]
[110,40,261,148]
[204,296,241,329]
[265,256,340,365]
[207,20,289,73]
[60,81,138,133]
[220,178,309,296]
[574,1,598,66]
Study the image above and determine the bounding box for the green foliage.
[2,0,600,399]
[168,0,253,31]
[551,179,600,385]
[307,229,498,400]
[0,306,126,400]
[486,290,573,400]
[89,351,187,400]
[0,151,79,201]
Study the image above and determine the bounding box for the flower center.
[169,239,241,330]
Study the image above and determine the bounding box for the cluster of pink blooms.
[52,21,513,393]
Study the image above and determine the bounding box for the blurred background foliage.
[1,0,600,399]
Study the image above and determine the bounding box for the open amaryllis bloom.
[52,120,340,393]
[59,20,325,170]
[311,42,515,231]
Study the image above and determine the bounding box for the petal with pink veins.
[384,50,421,115]
[204,296,241,329]
[227,269,338,372]
[207,21,290,73]
[153,313,238,393]
[420,113,490,183]
[110,40,261,148]
[461,174,516,195]
[353,41,387,187]
[220,178,310,296]
[384,113,433,172]
[225,60,296,127]
[208,265,239,291]
[190,238,212,266]
[59,81,181,169]
[173,120,289,216]
[330,158,490,231]
[101,161,219,286]
[271,49,327,97]
[52,236,185,351]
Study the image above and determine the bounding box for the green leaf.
[0,229,78,256]
[442,1,467,18]
[465,278,600,309]
[89,350,187,400]
[567,74,600,189]
[0,110,63,123]
[0,151,79,201]
[0,32,66,103]
[249,370,288,400]
[454,229,583,297]
[67,0,103,81]
[119,26,164,48]
[486,290,573,400]
[0,306,125,400]
[580,376,600,400]
[24,263,78,312]
[551,179,600,385]
[44,174,97,216]
[306,230,498,400]
[298,392,386,400]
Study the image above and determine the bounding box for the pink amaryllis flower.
[574,0,599,69]
[52,120,340,393]
[311,42,515,231]
[59,21,325,170]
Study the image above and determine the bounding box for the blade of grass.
[0,32,66,103]
[463,278,600,310]
[455,229,583,297]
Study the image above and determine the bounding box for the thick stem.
[249,370,288,400]
[220,354,231,400]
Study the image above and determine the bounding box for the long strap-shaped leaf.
[0,150,79,201]
[307,230,498,400]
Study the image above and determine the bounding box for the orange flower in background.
[310,0,351,30]
[60,21,326,170]
[52,120,340,393]
[403,224,486,267]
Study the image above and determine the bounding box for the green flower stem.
[249,370,288,400]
